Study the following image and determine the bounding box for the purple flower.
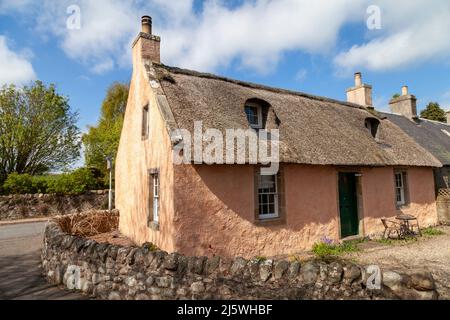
[321,236,333,245]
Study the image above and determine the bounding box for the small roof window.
[365,118,380,139]
[245,102,263,129]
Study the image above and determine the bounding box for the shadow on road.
[0,250,86,300]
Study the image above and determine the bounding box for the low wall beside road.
[41,211,439,300]
[0,191,110,221]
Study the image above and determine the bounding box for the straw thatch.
[153,64,441,167]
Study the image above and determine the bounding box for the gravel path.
[344,226,450,299]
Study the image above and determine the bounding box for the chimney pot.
[141,15,152,35]
[402,85,409,96]
[355,72,362,87]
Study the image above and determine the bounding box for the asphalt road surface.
[0,221,86,300]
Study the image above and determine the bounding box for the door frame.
[336,168,365,239]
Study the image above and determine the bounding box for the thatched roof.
[381,112,450,166]
[152,64,441,167]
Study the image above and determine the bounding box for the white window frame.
[257,174,279,220]
[152,173,159,223]
[245,102,263,129]
[395,172,406,206]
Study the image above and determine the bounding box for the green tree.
[82,82,128,180]
[420,102,446,122]
[0,81,80,183]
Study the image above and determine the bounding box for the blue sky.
[1,0,450,137]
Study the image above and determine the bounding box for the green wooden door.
[338,172,359,238]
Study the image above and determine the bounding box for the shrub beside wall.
[41,211,439,300]
[1,168,105,195]
[0,191,110,221]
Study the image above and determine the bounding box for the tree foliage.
[82,82,128,179]
[420,102,446,123]
[0,81,80,183]
[2,169,103,195]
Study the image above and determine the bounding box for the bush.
[47,168,101,195]
[312,237,360,258]
[31,176,50,193]
[1,168,104,195]
[2,173,34,194]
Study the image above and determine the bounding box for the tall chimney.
[389,85,417,119]
[132,15,160,64]
[346,72,373,108]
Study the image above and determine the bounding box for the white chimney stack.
[346,72,373,108]
[389,85,417,119]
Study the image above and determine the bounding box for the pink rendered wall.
[360,167,397,237]
[171,164,438,258]
[115,39,176,251]
[173,164,340,258]
[397,167,437,226]
[360,167,437,236]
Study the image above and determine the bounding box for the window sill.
[148,221,160,231]
[254,217,285,227]
[396,203,410,209]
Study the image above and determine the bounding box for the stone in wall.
[41,211,440,301]
[0,190,110,221]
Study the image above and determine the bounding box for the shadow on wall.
[173,164,438,258]
[173,164,339,258]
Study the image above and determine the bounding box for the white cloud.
[3,0,450,75]
[3,0,365,74]
[160,0,365,73]
[335,0,450,72]
[0,36,36,86]
[91,58,114,75]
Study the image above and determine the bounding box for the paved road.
[0,221,86,300]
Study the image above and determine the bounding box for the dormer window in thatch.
[244,98,278,130]
[365,117,380,139]
[245,102,263,129]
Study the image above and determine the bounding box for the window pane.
[395,172,406,205]
[245,106,259,126]
[258,173,278,218]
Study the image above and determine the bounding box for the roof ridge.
[381,111,450,126]
[154,63,381,115]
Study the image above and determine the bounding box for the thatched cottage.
[115,17,441,258]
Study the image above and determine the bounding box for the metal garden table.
[395,214,421,238]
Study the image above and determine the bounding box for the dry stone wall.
[41,211,439,300]
[0,190,109,221]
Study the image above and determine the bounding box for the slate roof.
[381,112,450,166]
